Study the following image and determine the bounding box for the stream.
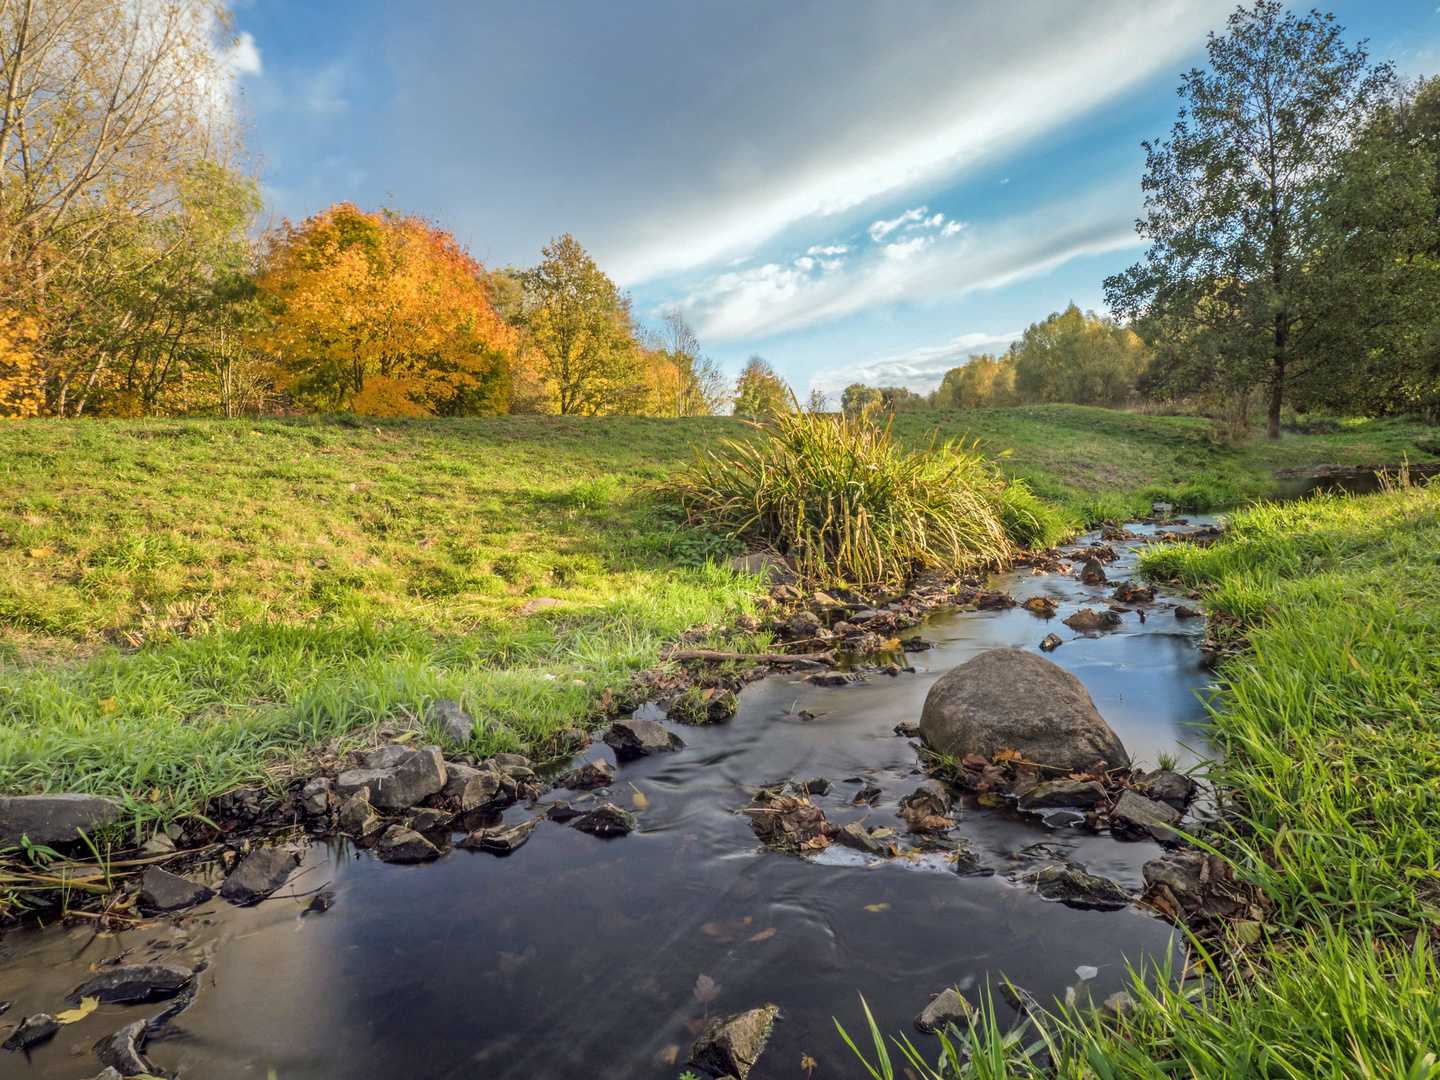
[0,523,1215,1080]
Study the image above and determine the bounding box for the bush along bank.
[844,485,1440,1080]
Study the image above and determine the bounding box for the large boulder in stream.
[918,649,1129,772]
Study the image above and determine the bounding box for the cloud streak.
[676,181,1142,342]
[809,330,1022,393]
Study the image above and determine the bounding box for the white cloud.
[677,180,1141,342]
[806,244,849,256]
[869,207,929,242]
[227,31,263,76]
[811,330,1022,393]
[883,235,930,259]
[597,2,1230,283]
[941,220,964,237]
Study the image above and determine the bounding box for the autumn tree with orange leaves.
[257,204,518,416]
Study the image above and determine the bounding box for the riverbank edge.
[845,485,1440,1079]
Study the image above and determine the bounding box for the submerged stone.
[376,825,441,863]
[1028,865,1131,910]
[93,1020,150,1075]
[1112,790,1182,840]
[832,822,889,857]
[603,717,684,760]
[1017,779,1106,811]
[219,848,298,904]
[570,803,636,838]
[69,963,192,1006]
[2,1013,59,1052]
[690,1004,779,1080]
[560,759,614,790]
[138,867,213,912]
[460,817,541,855]
[915,988,973,1034]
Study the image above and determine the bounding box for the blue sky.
[230,0,1440,400]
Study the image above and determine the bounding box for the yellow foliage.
[0,313,45,418]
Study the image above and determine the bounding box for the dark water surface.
[0,526,1214,1080]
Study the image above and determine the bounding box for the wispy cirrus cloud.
[675,180,1140,343]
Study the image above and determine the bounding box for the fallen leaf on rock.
[864,902,890,912]
[748,927,777,942]
[54,996,97,1024]
[977,793,1008,807]
[656,1045,679,1066]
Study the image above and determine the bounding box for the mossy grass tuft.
[660,406,1067,585]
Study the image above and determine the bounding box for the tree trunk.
[1268,316,1288,441]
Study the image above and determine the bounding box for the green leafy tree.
[516,235,647,415]
[841,383,882,416]
[732,355,793,417]
[1105,1,1392,439]
[1293,78,1440,417]
[1011,304,1150,408]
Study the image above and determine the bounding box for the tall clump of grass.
[659,406,1063,585]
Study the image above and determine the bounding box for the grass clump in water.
[660,407,1068,585]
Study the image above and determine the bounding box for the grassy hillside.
[0,407,1433,823]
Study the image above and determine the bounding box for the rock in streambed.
[918,649,1129,772]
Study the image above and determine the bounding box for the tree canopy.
[257,204,516,417]
[1104,0,1395,438]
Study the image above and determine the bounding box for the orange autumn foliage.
[256,204,517,416]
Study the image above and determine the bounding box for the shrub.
[658,408,1061,585]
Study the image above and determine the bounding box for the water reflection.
[0,526,1213,1079]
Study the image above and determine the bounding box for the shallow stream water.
[0,524,1215,1080]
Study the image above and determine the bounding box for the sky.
[230,0,1440,400]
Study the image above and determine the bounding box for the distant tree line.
[838,304,1150,415]
[5,2,1437,432]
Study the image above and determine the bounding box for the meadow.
[0,406,1433,826]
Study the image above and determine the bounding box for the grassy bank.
[0,410,1435,831]
[892,406,1440,523]
[848,482,1440,1077]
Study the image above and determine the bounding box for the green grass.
[0,408,1435,829]
[887,406,1440,524]
[660,409,1066,585]
[843,481,1440,1078]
